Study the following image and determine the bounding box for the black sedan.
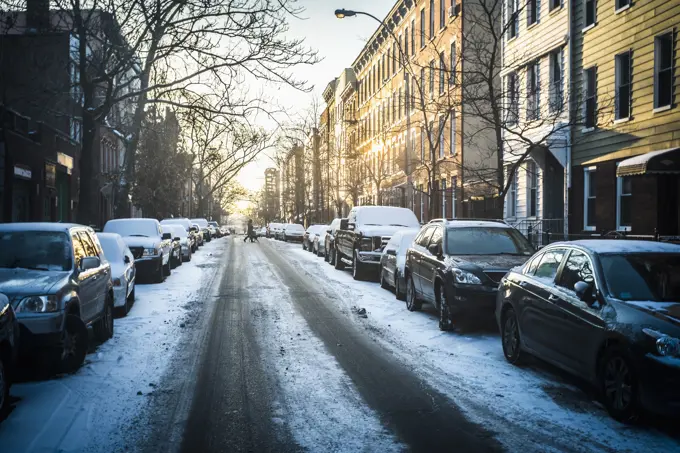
[497,240,680,422]
[0,292,19,413]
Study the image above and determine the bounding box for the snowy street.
[2,237,679,453]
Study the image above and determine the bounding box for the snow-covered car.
[104,218,172,283]
[0,223,114,373]
[303,225,326,252]
[0,292,19,413]
[268,222,283,239]
[379,228,419,300]
[97,232,136,316]
[257,227,267,237]
[281,223,305,242]
[163,224,191,264]
[208,221,222,238]
[323,218,344,264]
[161,218,195,251]
[191,224,204,248]
[191,218,212,242]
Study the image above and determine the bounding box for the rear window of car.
[287,224,305,232]
[0,231,71,271]
[105,220,159,238]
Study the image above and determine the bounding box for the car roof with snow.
[546,239,680,254]
[0,222,89,232]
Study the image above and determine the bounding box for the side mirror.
[124,255,131,264]
[174,236,181,241]
[428,243,440,255]
[574,281,596,306]
[386,249,397,256]
[327,229,332,234]
[162,232,172,240]
[348,222,356,231]
[340,219,349,230]
[80,256,100,271]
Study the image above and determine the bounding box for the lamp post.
[335,8,413,211]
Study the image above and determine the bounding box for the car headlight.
[143,248,159,256]
[452,268,482,285]
[643,328,680,357]
[359,237,374,252]
[16,295,59,313]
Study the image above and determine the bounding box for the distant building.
[263,167,280,222]
[281,145,305,223]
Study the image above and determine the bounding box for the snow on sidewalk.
[0,240,227,453]
[277,241,680,453]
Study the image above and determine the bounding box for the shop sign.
[57,152,74,175]
[14,164,32,179]
[45,162,56,188]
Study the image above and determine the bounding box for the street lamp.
[334,7,414,211]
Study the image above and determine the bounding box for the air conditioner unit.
[448,5,457,17]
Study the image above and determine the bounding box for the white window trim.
[616,171,632,231]
[507,167,518,218]
[583,166,596,231]
[526,160,538,218]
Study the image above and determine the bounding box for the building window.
[585,0,596,28]
[527,161,538,217]
[430,0,435,39]
[507,167,517,217]
[392,92,397,121]
[420,9,426,47]
[617,174,632,230]
[411,76,417,111]
[420,67,426,104]
[527,60,540,120]
[450,42,457,85]
[507,72,519,124]
[429,60,435,94]
[420,129,425,162]
[527,0,538,26]
[615,51,632,120]
[451,176,457,218]
[584,67,597,128]
[549,50,563,112]
[404,27,409,60]
[616,0,630,10]
[654,33,673,109]
[550,0,561,11]
[450,111,456,155]
[439,116,445,158]
[419,184,425,220]
[440,0,446,28]
[507,0,518,39]
[399,88,403,118]
[439,52,446,94]
[441,178,447,217]
[584,166,596,230]
[70,118,82,143]
[411,20,416,55]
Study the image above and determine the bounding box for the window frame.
[439,51,446,94]
[584,0,596,28]
[527,0,538,27]
[584,67,597,129]
[507,71,519,124]
[507,0,518,40]
[534,248,567,282]
[451,176,457,218]
[616,173,632,231]
[420,9,426,48]
[429,59,435,95]
[615,0,630,12]
[430,0,435,39]
[549,0,561,11]
[450,41,457,85]
[449,111,456,155]
[441,178,447,217]
[527,60,540,121]
[654,32,674,110]
[555,249,597,295]
[527,160,538,217]
[615,50,632,120]
[549,49,563,113]
[583,166,596,231]
[440,0,446,29]
[507,166,518,218]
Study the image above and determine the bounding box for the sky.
[235,0,394,197]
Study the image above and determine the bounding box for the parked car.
[303,225,326,252]
[161,218,196,252]
[268,222,283,239]
[0,293,19,413]
[257,227,267,238]
[208,221,222,238]
[104,218,172,283]
[323,218,344,264]
[191,224,204,249]
[335,207,420,281]
[0,223,114,372]
[379,229,419,301]
[497,239,680,422]
[190,218,212,242]
[405,219,533,330]
[163,225,187,267]
[96,233,136,316]
[280,223,305,242]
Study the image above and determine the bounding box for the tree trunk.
[76,108,98,226]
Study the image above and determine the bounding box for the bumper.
[447,282,498,315]
[638,354,680,416]
[135,255,163,277]
[112,285,128,308]
[357,251,382,265]
[16,312,65,356]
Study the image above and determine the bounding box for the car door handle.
[519,281,528,287]
[548,294,559,302]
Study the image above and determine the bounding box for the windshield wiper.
[389,224,409,227]
[129,234,148,237]
[16,265,50,271]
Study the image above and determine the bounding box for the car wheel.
[334,248,345,270]
[395,271,406,301]
[155,259,164,283]
[501,307,524,364]
[600,346,639,423]
[163,258,171,277]
[0,355,8,413]
[379,265,388,289]
[59,315,88,373]
[94,294,114,342]
[438,284,453,331]
[353,251,364,281]
[128,286,135,303]
[302,241,307,250]
[116,286,130,318]
[406,275,421,312]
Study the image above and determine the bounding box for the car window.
[523,252,544,276]
[534,249,566,281]
[601,253,680,302]
[557,250,595,292]
[72,232,86,266]
[445,227,534,256]
[78,232,98,258]
[415,227,433,247]
[90,232,108,263]
[429,227,443,248]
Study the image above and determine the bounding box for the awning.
[616,147,680,177]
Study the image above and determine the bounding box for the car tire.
[395,271,406,301]
[163,259,171,277]
[302,241,307,251]
[116,286,130,318]
[94,294,114,342]
[59,315,88,373]
[334,248,345,270]
[437,284,454,331]
[501,307,524,364]
[406,275,422,312]
[353,251,364,281]
[599,346,640,423]
[154,259,164,284]
[379,265,388,289]
[0,355,9,413]
[128,286,135,304]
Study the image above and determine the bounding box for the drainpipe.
[564,0,574,238]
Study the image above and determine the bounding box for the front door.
[78,231,107,322]
[410,226,434,295]
[420,226,443,304]
[72,232,96,320]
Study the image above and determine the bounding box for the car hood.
[358,225,409,237]
[0,269,69,298]
[624,301,680,328]
[121,236,159,248]
[444,254,529,272]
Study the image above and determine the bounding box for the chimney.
[26,0,49,32]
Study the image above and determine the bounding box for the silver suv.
[0,223,114,373]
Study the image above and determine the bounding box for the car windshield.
[105,220,158,237]
[208,222,219,227]
[162,219,190,231]
[356,208,419,228]
[601,253,680,302]
[98,235,124,262]
[191,219,209,228]
[287,224,305,232]
[446,227,534,256]
[0,231,71,271]
[166,226,186,238]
